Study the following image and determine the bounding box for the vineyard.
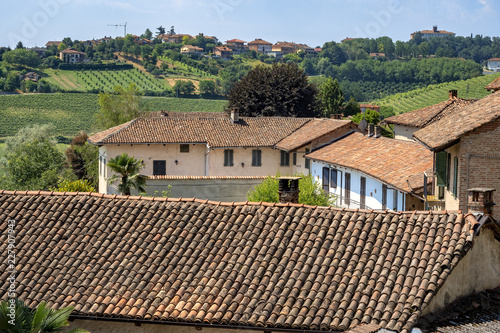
[373,73,500,115]
[0,93,227,139]
[44,68,170,93]
[159,56,216,78]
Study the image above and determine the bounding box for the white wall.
[393,124,419,141]
[487,60,500,71]
[311,160,405,211]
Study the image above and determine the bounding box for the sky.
[1,0,499,49]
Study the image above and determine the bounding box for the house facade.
[248,38,272,53]
[487,58,500,72]
[411,26,456,39]
[180,45,204,55]
[213,46,233,59]
[59,48,87,63]
[89,112,355,195]
[307,128,433,211]
[414,90,500,221]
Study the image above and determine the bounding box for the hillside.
[0,93,227,139]
[373,73,500,115]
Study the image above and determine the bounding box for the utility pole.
[108,22,127,37]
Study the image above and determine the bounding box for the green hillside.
[374,73,500,115]
[0,93,227,139]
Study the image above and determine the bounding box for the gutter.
[68,315,342,333]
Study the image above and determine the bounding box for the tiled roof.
[488,58,500,61]
[226,39,246,43]
[88,116,311,148]
[306,132,433,194]
[485,77,500,91]
[248,39,272,45]
[275,119,354,151]
[414,91,500,150]
[0,191,477,332]
[384,98,477,128]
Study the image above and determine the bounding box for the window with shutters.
[224,149,233,166]
[436,151,448,187]
[280,151,289,166]
[453,157,458,197]
[330,169,337,189]
[305,148,310,169]
[153,160,166,175]
[382,184,387,209]
[345,173,351,205]
[252,149,261,167]
[393,190,398,211]
[322,167,330,192]
[292,152,297,166]
[360,177,366,208]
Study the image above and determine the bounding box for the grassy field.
[374,73,500,114]
[0,93,227,139]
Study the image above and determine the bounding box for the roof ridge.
[96,118,139,144]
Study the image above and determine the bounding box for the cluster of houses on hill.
[1,78,500,333]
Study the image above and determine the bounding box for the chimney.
[367,123,374,137]
[467,188,496,216]
[331,113,344,120]
[433,25,438,32]
[449,90,458,99]
[231,108,239,123]
[374,125,381,138]
[277,177,301,204]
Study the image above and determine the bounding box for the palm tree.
[0,299,88,333]
[107,153,147,195]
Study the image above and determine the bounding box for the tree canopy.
[227,63,318,117]
[107,153,147,196]
[317,77,344,118]
[96,83,143,129]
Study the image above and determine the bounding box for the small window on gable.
[180,144,190,153]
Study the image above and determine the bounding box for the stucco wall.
[423,227,500,315]
[311,161,406,211]
[117,177,267,202]
[393,124,419,141]
[66,319,254,333]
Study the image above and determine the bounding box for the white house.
[307,127,433,211]
[486,58,500,72]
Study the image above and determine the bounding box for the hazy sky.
[2,0,499,48]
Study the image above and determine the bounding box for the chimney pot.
[467,188,496,216]
[433,25,438,32]
[231,108,239,123]
[367,124,375,137]
[449,90,458,99]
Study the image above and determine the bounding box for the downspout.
[204,143,211,176]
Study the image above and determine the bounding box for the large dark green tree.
[317,77,344,118]
[227,63,318,117]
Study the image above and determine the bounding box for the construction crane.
[108,22,127,37]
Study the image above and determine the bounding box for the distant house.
[159,33,192,44]
[28,47,46,57]
[225,39,247,54]
[359,103,380,113]
[22,72,41,82]
[385,90,477,141]
[2,190,500,333]
[45,41,62,48]
[59,48,88,63]
[411,26,456,40]
[180,44,204,55]
[271,43,295,57]
[213,46,232,59]
[196,33,218,44]
[295,43,316,56]
[307,127,433,211]
[88,111,356,196]
[413,88,500,221]
[248,38,272,53]
[486,58,500,72]
[369,52,385,59]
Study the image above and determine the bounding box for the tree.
[0,299,88,333]
[169,26,175,34]
[53,179,96,192]
[141,28,153,40]
[319,41,347,66]
[3,73,20,92]
[227,63,318,117]
[247,173,335,206]
[57,42,67,51]
[65,132,99,187]
[343,96,361,117]
[219,63,250,95]
[2,49,41,67]
[199,80,218,97]
[156,25,166,37]
[62,37,73,47]
[173,80,196,95]
[317,77,344,118]
[15,41,24,49]
[107,153,147,195]
[96,83,143,129]
[351,109,381,125]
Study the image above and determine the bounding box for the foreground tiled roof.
[485,77,500,92]
[0,192,476,332]
[385,98,477,128]
[88,116,311,148]
[306,132,433,194]
[414,91,500,150]
[275,119,354,151]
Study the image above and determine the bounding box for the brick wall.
[457,118,500,220]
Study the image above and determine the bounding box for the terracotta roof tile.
[88,116,311,148]
[306,132,433,193]
[414,91,500,150]
[275,119,354,151]
[0,192,475,332]
[485,76,500,92]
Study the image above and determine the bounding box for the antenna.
[108,22,127,37]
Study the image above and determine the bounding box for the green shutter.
[436,151,448,187]
[453,157,458,197]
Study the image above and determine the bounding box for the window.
[345,173,351,205]
[99,156,102,174]
[280,151,289,166]
[436,151,448,187]
[446,153,451,188]
[224,149,233,166]
[180,144,190,153]
[382,184,387,209]
[453,157,458,197]
[393,190,398,211]
[322,167,330,192]
[293,152,297,166]
[360,177,366,208]
[153,160,166,175]
[305,148,310,169]
[330,169,337,188]
[252,149,262,167]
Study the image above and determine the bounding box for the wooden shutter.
[322,167,330,192]
[436,151,448,187]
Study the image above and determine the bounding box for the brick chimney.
[231,108,239,123]
[433,25,438,33]
[449,90,458,99]
[277,177,301,204]
[367,124,374,137]
[467,188,496,216]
